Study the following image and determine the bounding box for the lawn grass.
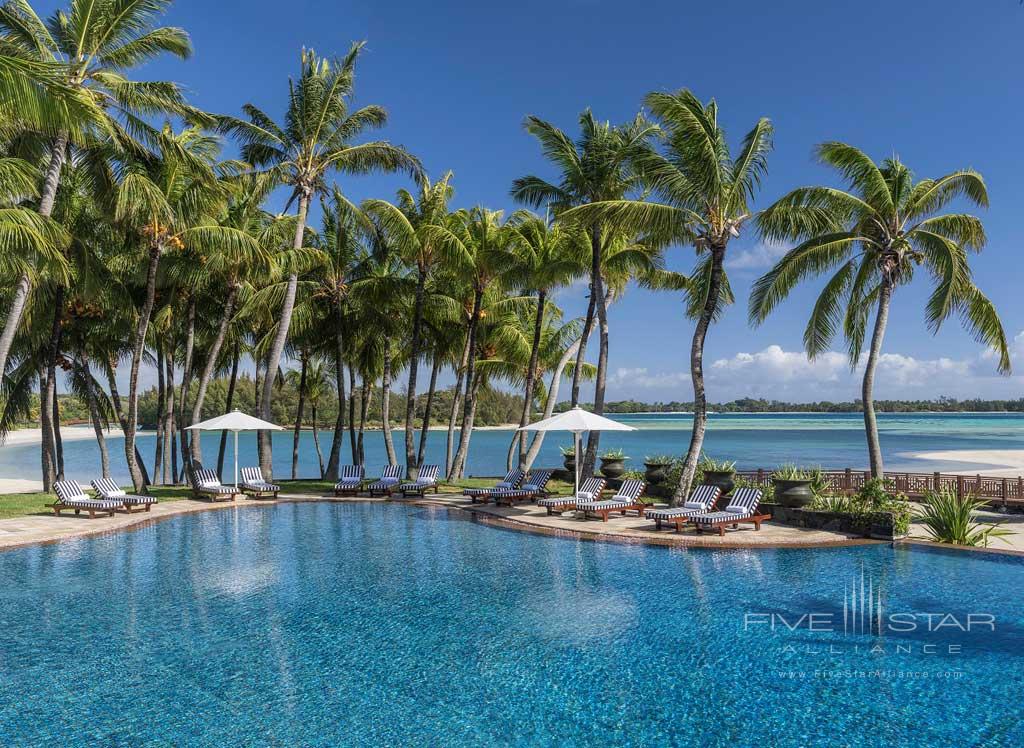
[0,475,578,521]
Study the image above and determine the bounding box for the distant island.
[559,397,1024,414]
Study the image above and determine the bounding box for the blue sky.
[43,0,1024,401]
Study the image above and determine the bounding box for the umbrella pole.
[574,430,580,496]
[234,430,239,490]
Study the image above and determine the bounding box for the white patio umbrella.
[185,410,284,489]
[518,406,636,495]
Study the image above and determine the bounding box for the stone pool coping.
[0,490,887,553]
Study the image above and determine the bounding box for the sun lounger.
[334,465,366,496]
[47,480,123,518]
[91,478,157,512]
[188,467,237,501]
[492,469,554,506]
[396,464,440,498]
[366,465,403,496]
[240,467,280,498]
[646,484,722,531]
[463,469,525,504]
[536,477,605,515]
[575,479,647,521]
[692,488,769,536]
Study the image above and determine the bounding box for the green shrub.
[698,453,736,472]
[621,469,646,481]
[559,445,575,457]
[917,489,1011,547]
[644,454,674,464]
[773,463,814,481]
[808,478,912,537]
[600,448,628,460]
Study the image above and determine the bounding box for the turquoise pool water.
[3,412,1023,483]
[0,503,1021,746]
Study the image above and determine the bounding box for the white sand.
[0,426,122,493]
[909,450,1024,478]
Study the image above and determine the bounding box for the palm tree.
[219,44,421,478]
[506,212,585,466]
[512,110,655,477]
[751,144,1010,476]
[565,90,772,504]
[114,126,257,491]
[363,172,455,474]
[0,0,199,381]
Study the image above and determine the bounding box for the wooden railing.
[735,469,1024,507]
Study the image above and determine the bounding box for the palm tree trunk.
[259,192,310,479]
[571,286,597,407]
[0,135,70,384]
[41,285,65,491]
[524,338,581,470]
[348,364,358,463]
[217,344,239,477]
[38,366,54,488]
[124,245,162,492]
[673,246,726,505]
[177,294,196,473]
[357,377,370,464]
[450,291,483,480]
[188,285,238,465]
[52,382,64,480]
[450,375,482,479]
[325,304,346,480]
[404,268,428,474]
[416,354,442,467]
[381,341,398,464]
[0,274,32,383]
[154,346,165,483]
[312,402,324,478]
[291,354,308,480]
[164,348,176,484]
[863,277,893,478]
[517,291,546,467]
[80,359,110,480]
[582,229,608,479]
[104,356,150,484]
[445,335,470,476]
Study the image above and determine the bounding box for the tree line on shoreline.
[587,397,1024,414]
[0,0,1010,503]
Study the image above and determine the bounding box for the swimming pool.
[0,503,1021,746]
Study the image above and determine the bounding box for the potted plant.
[699,455,736,496]
[560,445,576,474]
[773,464,815,507]
[599,448,628,480]
[643,454,674,485]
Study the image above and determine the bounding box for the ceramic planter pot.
[563,455,576,474]
[643,462,672,485]
[703,470,736,497]
[599,457,627,480]
[774,478,814,507]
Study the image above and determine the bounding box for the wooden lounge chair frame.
[537,477,605,515]
[576,480,648,522]
[492,470,554,506]
[91,478,157,513]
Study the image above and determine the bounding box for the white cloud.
[606,336,1024,402]
[725,240,789,271]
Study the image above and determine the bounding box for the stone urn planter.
[703,469,736,497]
[599,457,627,481]
[643,461,672,486]
[774,478,814,508]
[562,453,576,475]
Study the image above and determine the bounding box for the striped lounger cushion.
[464,470,523,498]
[335,466,365,490]
[194,469,234,494]
[577,480,645,512]
[91,478,155,505]
[241,467,280,491]
[691,488,762,524]
[53,481,122,510]
[398,465,439,492]
[537,478,603,508]
[368,466,403,492]
[646,485,722,520]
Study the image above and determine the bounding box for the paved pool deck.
[0,490,879,552]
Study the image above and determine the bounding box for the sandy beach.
[0,427,134,493]
[909,450,1024,478]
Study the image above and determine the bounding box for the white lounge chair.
[396,464,440,498]
[646,484,722,531]
[367,465,403,497]
[240,467,280,498]
[692,488,769,535]
[576,479,647,521]
[536,477,606,515]
[334,465,366,496]
[463,469,525,504]
[48,480,123,518]
[91,478,157,512]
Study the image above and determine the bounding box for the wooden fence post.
[933,472,941,492]
[956,474,964,500]
[844,468,852,492]
[1002,478,1009,510]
